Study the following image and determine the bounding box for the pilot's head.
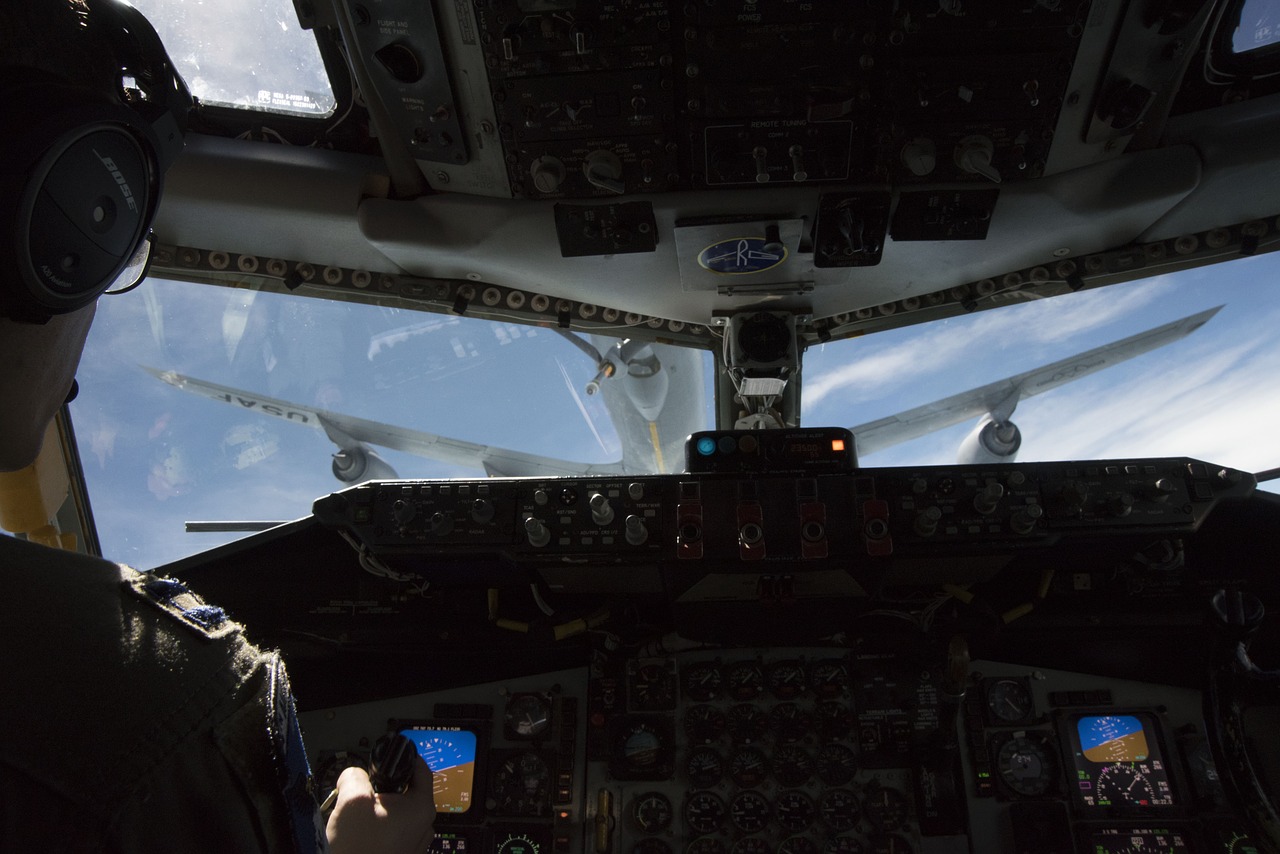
[0,0,190,470]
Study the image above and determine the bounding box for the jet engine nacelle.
[331,446,398,483]
[957,416,1022,464]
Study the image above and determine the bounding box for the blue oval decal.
[697,237,788,275]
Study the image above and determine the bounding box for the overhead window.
[128,0,336,118]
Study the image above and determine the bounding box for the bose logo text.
[93,150,138,212]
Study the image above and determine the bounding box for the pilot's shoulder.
[0,536,319,853]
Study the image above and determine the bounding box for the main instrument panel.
[270,455,1274,852]
[161,452,1277,851]
[298,654,1258,854]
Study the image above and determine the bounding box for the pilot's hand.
[326,753,435,854]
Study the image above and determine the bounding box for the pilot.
[0,2,434,851]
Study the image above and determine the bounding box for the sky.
[53,250,1280,570]
[28,0,1280,568]
[803,254,1280,476]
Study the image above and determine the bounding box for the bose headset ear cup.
[2,90,158,321]
[0,0,188,322]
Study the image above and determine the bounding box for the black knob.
[370,733,417,795]
[471,498,495,524]
[428,511,453,536]
[392,499,416,525]
[1055,480,1089,514]
[374,43,423,83]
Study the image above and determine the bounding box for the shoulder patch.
[123,574,241,641]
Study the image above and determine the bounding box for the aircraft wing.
[848,306,1223,457]
[140,367,627,478]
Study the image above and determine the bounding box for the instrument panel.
[298,655,1259,854]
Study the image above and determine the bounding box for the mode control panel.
[311,458,1252,568]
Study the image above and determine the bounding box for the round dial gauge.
[725,661,766,700]
[769,703,811,743]
[775,790,816,831]
[683,662,723,702]
[731,838,771,854]
[809,659,849,698]
[997,734,1058,797]
[865,787,909,832]
[496,832,543,854]
[491,751,551,815]
[773,744,814,788]
[1096,763,1156,806]
[622,724,664,767]
[768,660,808,699]
[505,693,551,739]
[632,791,674,833]
[685,745,725,788]
[631,663,677,710]
[609,719,673,779]
[633,841,673,854]
[727,703,768,743]
[823,836,865,854]
[816,743,858,786]
[814,701,854,740]
[986,679,1034,724]
[686,838,726,854]
[684,791,726,836]
[729,790,772,833]
[685,704,727,743]
[779,836,820,854]
[729,746,771,789]
[819,789,861,832]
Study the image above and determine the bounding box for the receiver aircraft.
[143,307,1222,481]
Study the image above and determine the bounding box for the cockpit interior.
[7,1,1280,851]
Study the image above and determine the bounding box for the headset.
[0,0,191,323]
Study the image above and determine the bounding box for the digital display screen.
[1088,827,1189,852]
[429,832,472,854]
[1068,714,1176,810]
[400,725,479,814]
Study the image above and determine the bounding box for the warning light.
[831,439,846,452]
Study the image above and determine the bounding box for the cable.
[530,582,556,617]
[336,529,421,583]
[315,43,361,144]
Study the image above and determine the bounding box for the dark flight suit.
[0,535,324,853]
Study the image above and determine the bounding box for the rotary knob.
[1055,480,1089,515]
[914,506,942,537]
[392,499,416,526]
[524,516,551,548]
[471,498,495,524]
[529,156,566,194]
[954,134,1002,183]
[1010,504,1044,534]
[1149,478,1177,502]
[625,515,648,546]
[582,150,624,194]
[589,493,615,526]
[1106,494,1134,518]
[973,482,1005,515]
[901,137,937,177]
[429,511,453,536]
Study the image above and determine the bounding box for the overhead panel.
[456,0,1089,199]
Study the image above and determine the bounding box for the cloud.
[804,280,1174,409]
